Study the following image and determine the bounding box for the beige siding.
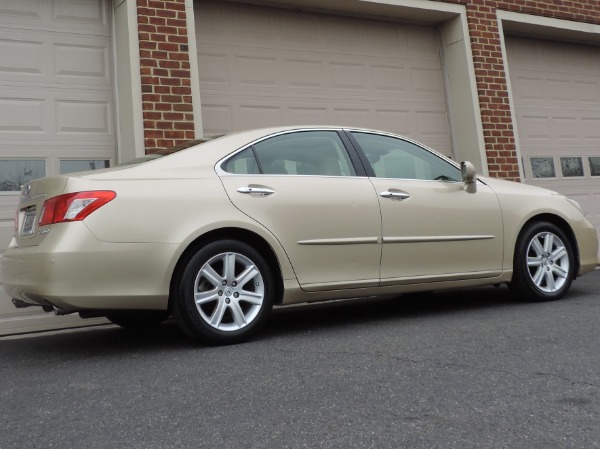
[507,36,600,239]
[195,0,453,156]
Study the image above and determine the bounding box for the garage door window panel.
[0,160,45,192]
[60,160,110,175]
[589,157,600,176]
[560,157,584,177]
[531,157,556,179]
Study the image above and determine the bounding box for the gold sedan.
[3,127,598,344]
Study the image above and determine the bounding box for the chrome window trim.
[214,127,468,184]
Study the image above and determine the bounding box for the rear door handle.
[237,186,275,196]
[379,190,410,200]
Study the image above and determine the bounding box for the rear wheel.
[510,221,575,301]
[106,311,169,330]
[173,240,274,345]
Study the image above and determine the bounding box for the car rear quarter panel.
[65,172,297,290]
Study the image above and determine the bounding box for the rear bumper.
[2,222,176,311]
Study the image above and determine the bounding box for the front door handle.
[237,186,275,196]
[379,190,410,200]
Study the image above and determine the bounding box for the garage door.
[0,1,115,335]
[194,0,452,156]
[506,36,600,238]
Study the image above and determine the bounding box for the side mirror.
[461,161,477,184]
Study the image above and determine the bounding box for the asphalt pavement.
[1,271,599,449]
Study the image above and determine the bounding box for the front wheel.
[510,221,575,302]
[173,240,275,345]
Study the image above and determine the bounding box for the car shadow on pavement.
[260,281,590,340]
[0,281,591,356]
[262,285,511,337]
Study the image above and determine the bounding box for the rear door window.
[222,131,357,177]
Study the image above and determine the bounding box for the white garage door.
[195,0,453,156]
[506,36,600,237]
[0,1,115,335]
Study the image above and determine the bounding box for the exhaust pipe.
[12,298,53,313]
[12,298,35,309]
[12,298,83,316]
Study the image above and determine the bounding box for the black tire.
[509,221,575,302]
[173,240,275,345]
[106,311,170,330]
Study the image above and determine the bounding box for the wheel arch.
[168,227,286,311]
[516,213,580,278]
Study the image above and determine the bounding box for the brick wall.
[137,0,195,153]
[136,0,600,179]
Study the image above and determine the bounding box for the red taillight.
[38,191,116,226]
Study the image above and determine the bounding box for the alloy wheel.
[193,252,265,331]
[525,231,570,293]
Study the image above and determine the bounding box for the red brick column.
[137,0,195,153]
[466,1,520,181]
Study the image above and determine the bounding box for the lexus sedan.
[3,127,598,344]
